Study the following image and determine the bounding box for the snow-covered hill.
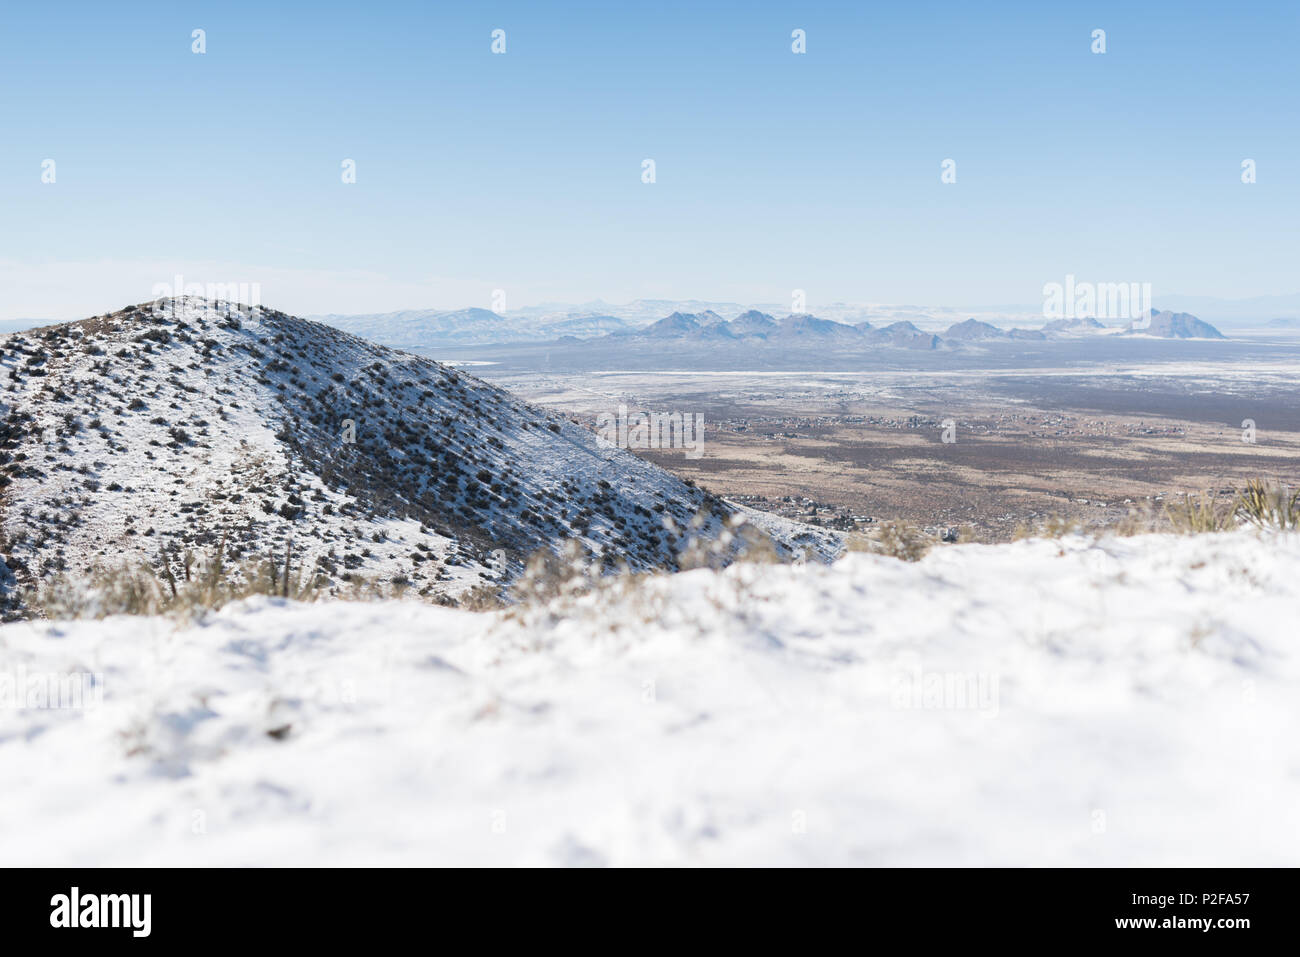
[1,528,1295,866]
[1130,309,1228,339]
[0,298,833,615]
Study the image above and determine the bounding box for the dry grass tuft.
[1164,490,1236,534]
[30,540,339,620]
[845,521,933,562]
[1235,480,1300,531]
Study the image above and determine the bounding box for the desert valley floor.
[437,333,1300,540]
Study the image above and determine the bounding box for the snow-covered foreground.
[2,529,1296,866]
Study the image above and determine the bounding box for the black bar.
[0,867,1288,944]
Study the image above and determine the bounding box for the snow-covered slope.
[2,528,1295,866]
[0,297,833,614]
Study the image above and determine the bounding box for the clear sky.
[1,0,1296,319]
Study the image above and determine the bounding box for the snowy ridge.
[0,297,835,613]
[1,528,1295,865]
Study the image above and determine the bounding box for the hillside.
[0,298,833,615]
[2,527,1294,865]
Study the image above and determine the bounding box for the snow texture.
[1,528,1293,866]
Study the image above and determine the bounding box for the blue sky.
[1,0,1296,319]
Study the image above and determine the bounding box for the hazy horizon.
[3,289,1298,333]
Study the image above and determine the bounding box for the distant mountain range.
[587,308,1225,349]
[609,310,940,348]
[311,303,1228,350]
[5,295,1283,340]
[504,294,1294,328]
